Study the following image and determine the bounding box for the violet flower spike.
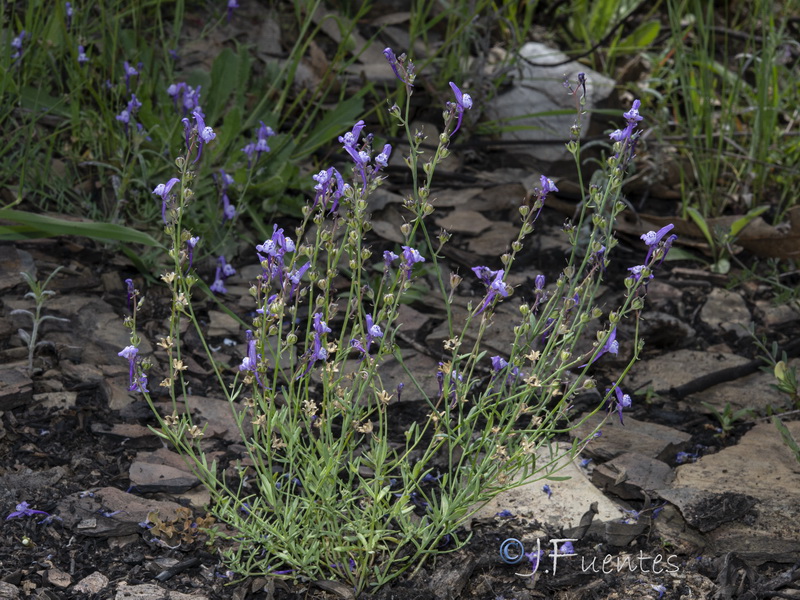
[383,48,403,83]
[448,82,473,136]
[192,109,216,163]
[152,178,180,224]
[123,61,138,93]
[77,45,88,65]
[65,2,73,30]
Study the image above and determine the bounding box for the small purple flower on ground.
[448,82,473,136]
[542,484,552,498]
[153,178,180,223]
[559,541,575,555]
[496,509,514,518]
[6,501,49,520]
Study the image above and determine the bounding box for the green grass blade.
[0,209,164,247]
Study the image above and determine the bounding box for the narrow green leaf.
[686,206,713,247]
[0,209,164,247]
[730,205,769,238]
[619,20,661,50]
[206,48,239,123]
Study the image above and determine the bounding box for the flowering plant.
[121,53,675,593]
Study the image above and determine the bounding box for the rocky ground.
[2,176,800,599]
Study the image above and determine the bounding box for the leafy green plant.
[684,204,769,273]
[700,401,753,437]
[750,326,800,410]
[772,416,800,465]
[118,55,676,592]
[10,267,69,373]
[556,0,662,73]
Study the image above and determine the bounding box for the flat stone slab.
[571,413,691,463]
[592,452,673,500]
[659,421,800,564]
[130,448,199,494]
[469,443,625,536]
[55,486,186,538]
[699,287,751,337]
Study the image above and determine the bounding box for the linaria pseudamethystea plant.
[121,51,677,594]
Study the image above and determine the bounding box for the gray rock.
[699,287,751,338]
[72,571,109,595]
[572,413,691,463]
[592,452,674,500]
[483,42,615,163]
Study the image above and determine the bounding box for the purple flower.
[582,327,618,367]
[123,61,139,92]
[286,262,310,298]
[221,192,236,221]
[383,47,415,87]
[496,509,514,518]
[210,255,235,294]
[125,278,135,310]
[311,167,346,213]
[401,246,425,277]
[118,345,148,392]
[448,82,472,136]
[239,330,264,387]
[641,224,675,264]
[302,313,332,373]
[11,31,26,60]
[374,143,392,168]
[353,314,383,355]
[191,109,216,162]
[226,0,239,22]
[472,266,508,314]
[383,250,399,269]
[243,121,275,165]
[609,98,643,147]
[65,2,73,29]
[534,274,545,291]
[627,264,651,284]
[543,484,552,498]
[559,541,575,555]
[539,175,558,196]
[77,45,88,65]
[153,178,181,223]
[609,385,631,424]
[6,501,49,520]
